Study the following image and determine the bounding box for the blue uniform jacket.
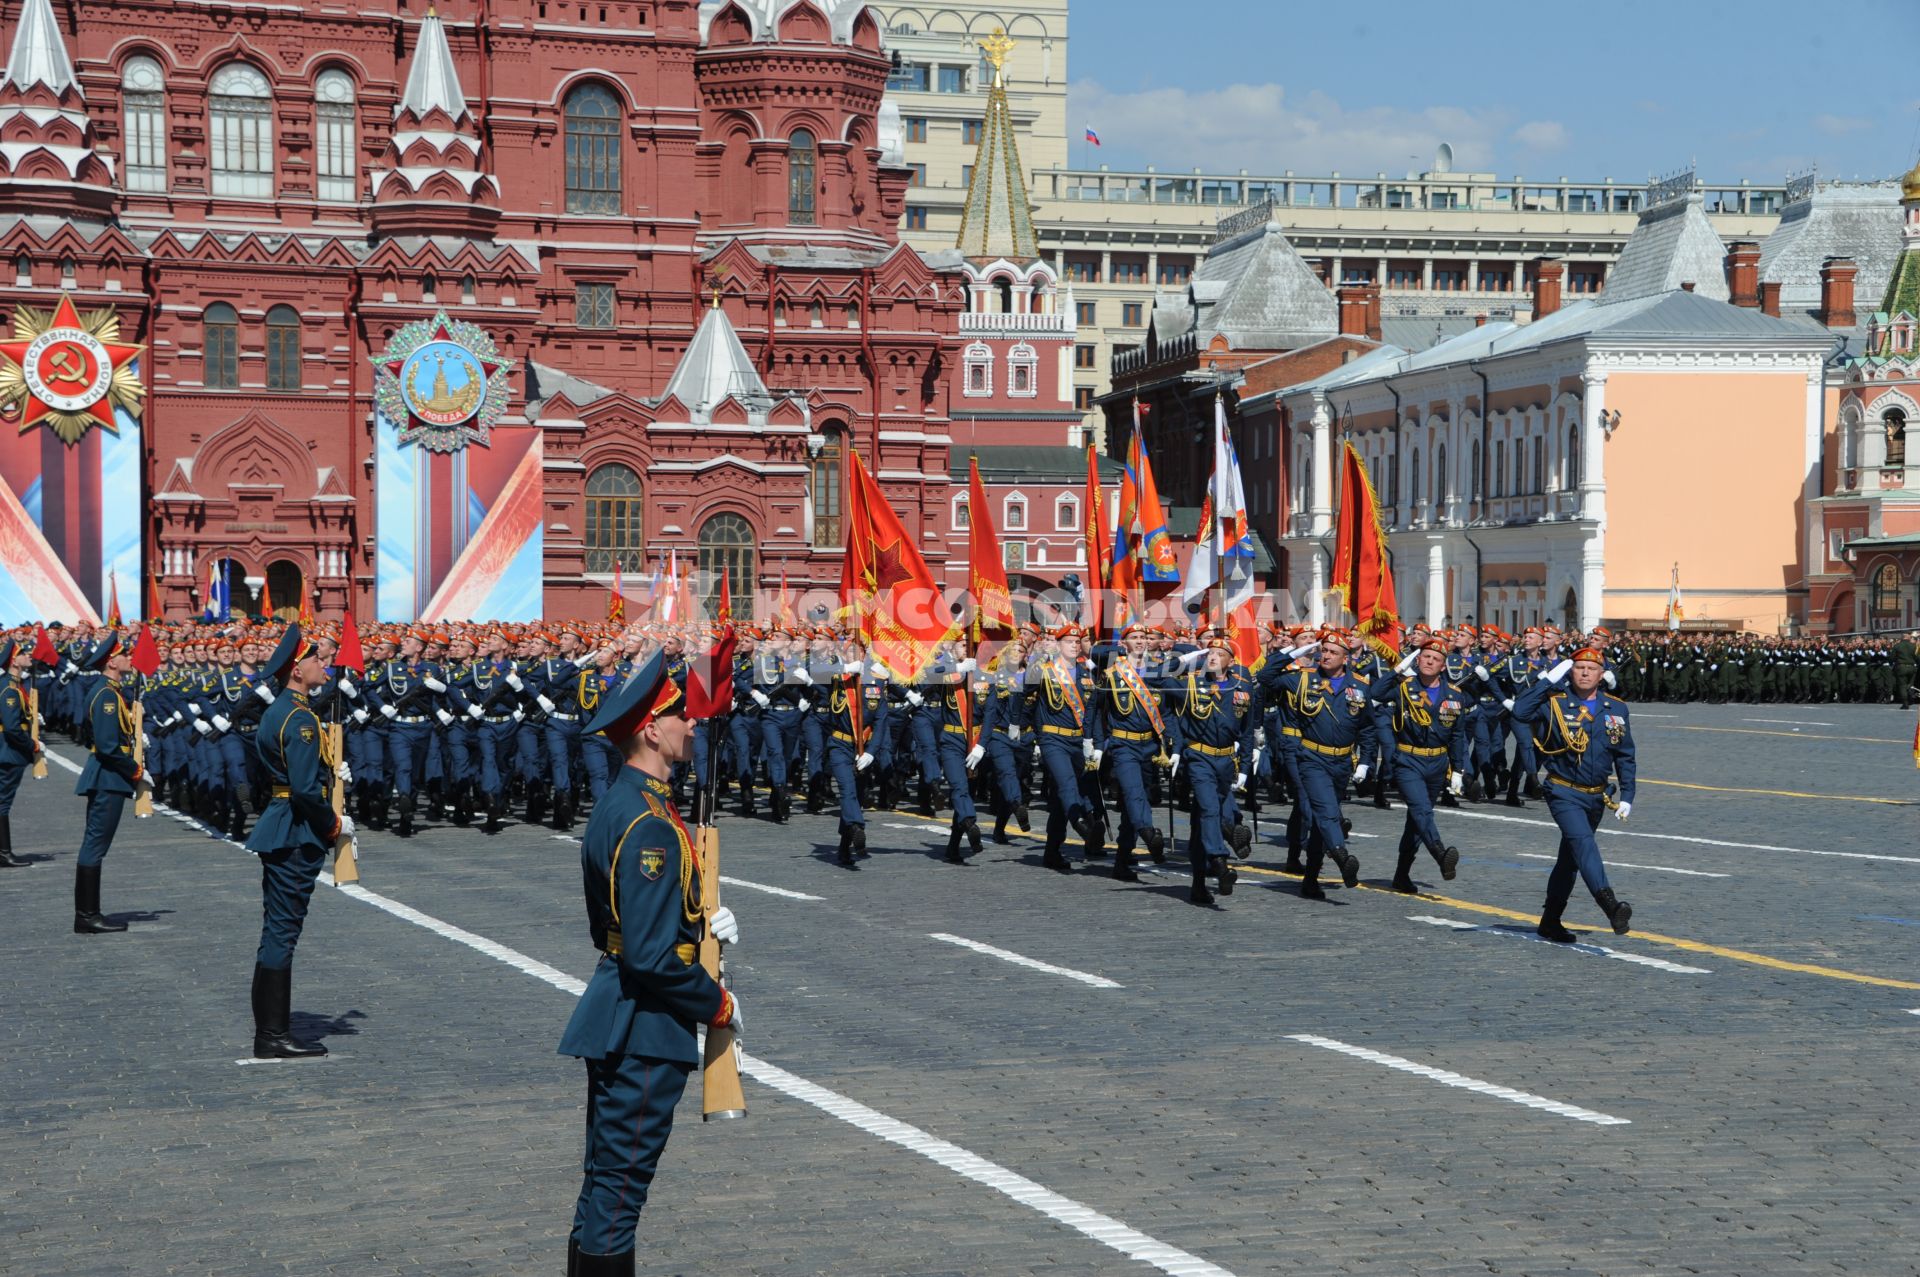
[1163,669,1256,767]
[0,675,34,764]
[1264,665,1378,758]
[559,767,725,1064]
[1368,671,1475,770]
[246,691,339,853]
[1511,680,1637,802]
[77,681,140,796]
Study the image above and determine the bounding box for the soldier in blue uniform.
[244,625,350,1058]
[976,642,1030,844]
[73,634,148,934]
[727,630,764,816]
[748,629,805,824]
[0,639,40,868]
[1511,646,1638,941]
[1164,631,1257,903]
[557,650,742,1277]
[1091,623,1171,881]
[1021,627,1105,872]
[1260,630,1372,901]
[1369,636,1471,892]
[1488,628,1548,805]
[372,631,442,837]
[820,637,876,866]
[928,644,983,863]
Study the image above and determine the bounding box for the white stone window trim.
[1007,341,1038,399]
[962,341,992,398]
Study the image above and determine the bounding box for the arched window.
[584,463,643,573]
[996,277,1013,313]
[209,63,273,197]
[122,55,167,192]
[1870,562,1903,614]
[203,303,239,389]
[264,560,303,621]
[315,68,357,202]
[1566,423,1581,488]
[952,492,970,531]
[1055,494,1079,531]
[564,83,622,214]
[1409,450,1421,512]
[809,299,824,327]
[1492,440,1505,497]
[1004,493,1027,531]
[1469,439,1481,501]
[788,129,817,225]
[698,514,756,622]
[265,306,301,391]
[1562,586,1578,629]
[811,429,843,548]
[963,342,991,397]
[1532,433,1546,494]
[1434,443,1447,509]
[1886,408,1908,467]
[773,299,788,326]
[1007,342,1037,398]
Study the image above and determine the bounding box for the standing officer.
[0,639,40,867]
[244,625,350,1059]
[73,633,148,934]
[1260,630,1372,901]
[557,651,742,1277]
[1164,631,1257,904]
[1370,637,1471,891]
[1511,645,1637,941]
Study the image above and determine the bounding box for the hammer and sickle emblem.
[46,347,87,388]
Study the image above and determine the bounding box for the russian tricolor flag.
[1084,126,1101,146]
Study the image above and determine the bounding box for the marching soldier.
[73,634,148,934]
[928,644,985,863]
[557,650,742,1277]
[1163,630,1257,904]
[1511,645,1637,941]
[0,639,39,868]
[820,635,875,867]
[1260,630,1371,901]
[244,625,351,1059]
[1021,626,1106,872]
[977,641,1031,844]
[1090,622,1171,881]
[1370,637,1470,892]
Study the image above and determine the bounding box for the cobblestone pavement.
[3,701,1918,1276]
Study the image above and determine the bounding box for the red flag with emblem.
[966,455,1014,642]
[684,626,737,720]
[129,622,161,678]
[336,611,366,675]
[840,448,954,682]
[31,625,57,666]
[716,564,732,626]
[298,576,315,628]
[257,573,274,620]
[1331,440,1402,657]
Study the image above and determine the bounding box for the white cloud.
[1811,113,1872,137]
[1068,79,1537,176]
[1512,120,1569,151]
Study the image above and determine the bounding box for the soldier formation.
[1608,632,1920,706]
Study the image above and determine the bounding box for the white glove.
[254,682,277,704]
[505,672,524,691]
[188,701,203,715]
[709,905,739,945]
[338,812,356,838]
[855,751,874,772]
[870,661,888,678]
[1288,642,1320,661]
[1005,727,1021,745]
[1081,738,1095,762]
[467,704,485,719]
[1234,771,1248,792]
[1545,658,1574,684]
[955,657,977,675]
[536,694,557,714]
[337,760,353,784]
[796,698,811,713]
[1448,771,1464,796]
[965,744,986,770]
[1501,698,1515,712]
[424,676,448,693]
[352,707,370,725]
[750,690,771,709]
[338,677,358,698]
[1250,747,1263,774]
[1395,650,1419,675]
[1353,763,1370,784]
[1602,669,1617,688]
[842,661,864,676]
[1177,649,1208,671]
[142,731,152,750]
[905,690,925,707]
[573,652,599,670]
[512,709,525,723]
[718,991,744,1036]
[1168,754,1181,778]
[380,704,399,720]
[1614,800,1632,822]
[435,709,455,727]
[212,714,232,733]
[792,666,813,686]
[1473,664,1491,682]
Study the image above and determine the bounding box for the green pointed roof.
[954,28,1037,262]
[1880,242,1920,322]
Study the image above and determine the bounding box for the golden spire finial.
[980,27,1014,87]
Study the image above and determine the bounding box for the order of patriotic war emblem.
[372,310,510,452]
[0,293,145,445]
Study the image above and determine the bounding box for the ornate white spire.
[1,0,77,96]
[398,8,469,121]
[664,302,769,416]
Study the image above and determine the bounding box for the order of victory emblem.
[372,310,510,452]
[0,294,145,446]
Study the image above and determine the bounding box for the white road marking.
[550,834,823,900]
[305,877,1228,1275]
[1744,718,1834,727]
[1513,852,1729,879]
[235,1056,339,1066]
[1434,806,1920,865]
[1633,713,1679,718]
[1287,1033,1630,1126]
[927,933,1124,989]
[1408,915,1711,974]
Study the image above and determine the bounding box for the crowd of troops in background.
[1608,632,1919,705]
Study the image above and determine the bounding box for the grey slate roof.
[525,361,618,418]
[397,9,469,120]
[957,446,1122,484]
[1187,220,1338,349]
[1604,192,1729,303]
[1381,315,1484,352]
[1758,180,1903,316]
[663,304,772,414]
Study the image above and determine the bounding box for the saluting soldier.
[0,639,40,868]
[1259,630,1372,901]
[557,651,742,1276]
[1163,630,1258,904]
[1511,644,1637,941]
[1371,636,1471,892]
[244,625,351,1059]
[1021,625,1106,872]
[976,641,1031,844]
[73,633,149,934]
[819,635,876,867]
[1090,622,1171,881]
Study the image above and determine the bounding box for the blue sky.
[1066,0,1920,183]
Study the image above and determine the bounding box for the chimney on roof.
[1531,257,1563,320]
[1474,313,1487,327]
[1818,257,1857,329]
[1759,281,1782,317]
[1726,241,1761,308]
[1364,281,1381,342]
[1337,283,1369,338]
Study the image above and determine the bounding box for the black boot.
[770,788,790,825]
[1372,787,1391,810]
[806,773,828,815]
[1212,855,1236,896]
[526,781,548,826]
[917,780,935,818]
[1042,837,1073,873]
[567,1237,581,1277]
[944,818,967,864]
[229,784,251,840]
[738,779,756,818]
[1391,847,1418,894]
[992,811,1011,844]
[1142,825,1167,864]
[965,816,983,859]
[1298,872,1327,901]
[1110,845,1140,882]
[72,865,126,933]
[1071,812,1104,860]
[251,963,326,1059]
[575,1251,635,1277]
[1229,819,1252,860]
[1082,819,1108,860]
[1282,851,1305,874]
[0,814,25,867]
[397,792,417,837]
[1536,906,1576,943]
[484,795,502,834]
[1188,876,1214,905]
[1434,845,1460,881]
[1595,888,1633,935]
[1333,847,1360,888]
[837,822,860,869]
[1013,801,1031,832]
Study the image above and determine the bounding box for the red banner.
[1331,440,1402,656]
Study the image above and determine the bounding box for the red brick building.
[0,0,1075,623]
